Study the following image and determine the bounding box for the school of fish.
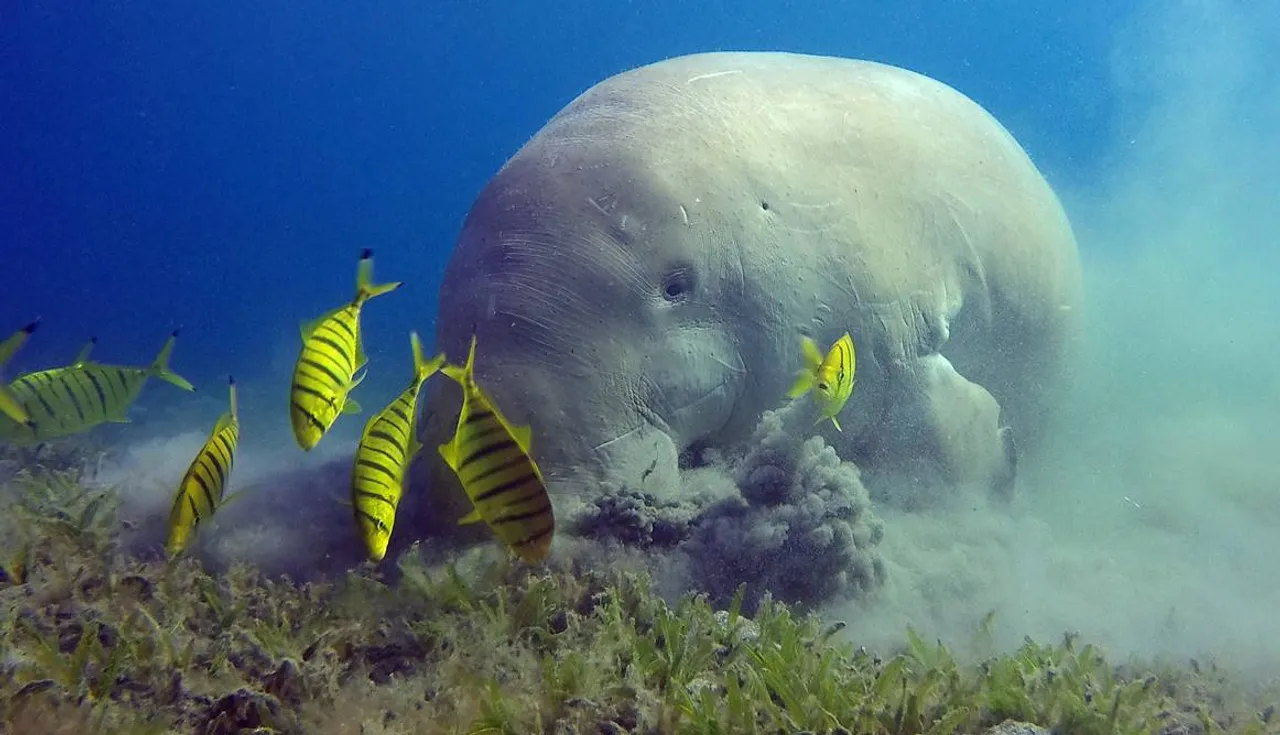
[3,250,858,566]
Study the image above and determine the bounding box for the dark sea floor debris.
[1,454,1279,734]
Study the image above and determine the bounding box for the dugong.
[413,51,1081,538]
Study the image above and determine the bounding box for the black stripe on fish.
[328,314,357,340]
[292,382,334,405]
[492,502,553,527]
[356,458,397,482]
[466,453,528,486]
[206,448,227,488]
[34,391,57,423]
[376,416,409,441]
[291,401,327,432]
[300,357,345,389]
[193,468,216,512]
[368,429,405,448]
[354,489,396,508]
[363,442,403,467]
[84,371,109,413]
[353,507,387,531]
[459,437,515,472]
[493,486,547,509]
[70,373,103,421]
[316,319,357,346]
[57,378,86,423]
[187,494,201,523]
[515,525,554,549]
[474,473,536,503]
[310,334,354,372]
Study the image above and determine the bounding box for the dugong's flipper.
[871,354,1018,504]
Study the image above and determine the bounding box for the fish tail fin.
[0,317,40,368]
[149,330,196,392]
[440,334,478,386]
[785,335,825,399]
[227,376,238,421]
[462,334,478,377]
[800,336,824,372]
[354,248,403,303]
[409,331,446,385]
[786,370,815,399]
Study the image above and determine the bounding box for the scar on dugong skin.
[411,51,1082,543]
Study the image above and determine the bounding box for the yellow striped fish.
[786,331,856,431]
[437,335,555,563]
[351,331,445,561]
[289,248,402,451]
[166,376,239,556]
[0,331,195,444]
[0,319,41,427]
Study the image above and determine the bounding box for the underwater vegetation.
[1,445,1278,734]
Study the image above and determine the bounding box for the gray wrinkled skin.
[411,51,1082,545]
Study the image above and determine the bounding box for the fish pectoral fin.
[341,398,362,415]
[349,368,368,390]
[457,508,483,526]
[218,487,250,511]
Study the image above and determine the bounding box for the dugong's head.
[414,118,769,533]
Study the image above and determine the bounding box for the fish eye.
[661,267,695,303]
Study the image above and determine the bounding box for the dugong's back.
[508,51,1081,440]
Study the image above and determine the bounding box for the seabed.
[0,441,1277,735]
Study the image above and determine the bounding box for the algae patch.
[0,451,1277,734]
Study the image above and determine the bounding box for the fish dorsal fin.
[72,337,97,367]
[509,423,533,453]
[437,440,458,470]
[212,411,235,433]
[300,306,341,341]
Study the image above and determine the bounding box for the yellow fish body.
[0,319,40,427]
[351,331,445,561]
[438,335,555,563]
[166,377,240,556]
[289,248,402,451]
[0,331,195,444]
[786,332,856,431]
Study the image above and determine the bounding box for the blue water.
[3,1,1127,426]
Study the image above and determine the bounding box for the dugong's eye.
[661,267,695,303]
